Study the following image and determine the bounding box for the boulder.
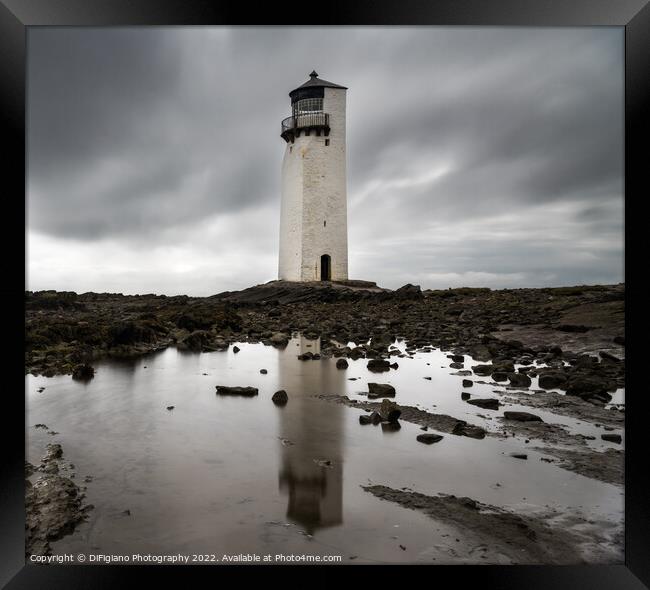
[601,433,622,444]
[379,399,401,423]
[462,379,473,388]
[416,433,444,444]
[394,284,423,299]
[270,332,289,347]
[178,330,215,352]
[507,372,532,387]
[492,372,509,382]
[556,324,591,333]
[503,411,543,422]
[369,411,383,425]
[565,376,612,403]
[472,364,494,376]
[349,347,365,360]
[336,358,349,369]
[216,386,258,397]
[359,414,373,425]
[368,383,396,398]
[465,398,500,410]
[461,392,471,400]
[538,372,567,390]
[367,359,391,372]
[452,422,486,439]
[271,390,288,405]
[71,363,95,381]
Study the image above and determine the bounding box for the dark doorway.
[320,254,331,281]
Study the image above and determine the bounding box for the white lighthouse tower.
[278,71,348,282]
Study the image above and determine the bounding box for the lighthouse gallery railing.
[281,112,330,137]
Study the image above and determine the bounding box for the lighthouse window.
[325,139,330,146]
[294,98,323,113]
[324,220,326,227]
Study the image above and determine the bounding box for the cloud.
[27,27,624,294]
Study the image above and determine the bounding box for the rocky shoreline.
[25,438,94,557]
[362,485,623,564]
[26,281,625,552]
[26,281,624,382]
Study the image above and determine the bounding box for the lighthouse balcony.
[281,112,330,143]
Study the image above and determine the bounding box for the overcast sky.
[27,27,623,295]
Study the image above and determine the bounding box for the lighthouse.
[278,71,348,282]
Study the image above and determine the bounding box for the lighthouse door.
[320,254,331,281]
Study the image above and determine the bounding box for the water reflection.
[277,334,345,534]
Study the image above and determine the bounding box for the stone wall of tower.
[278,86,348,282]
[278,135,303,281]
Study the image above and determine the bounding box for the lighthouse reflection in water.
[277,334,345,534]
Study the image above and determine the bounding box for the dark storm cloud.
[27,27,623,294]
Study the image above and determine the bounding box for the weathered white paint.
[278,87,348,281]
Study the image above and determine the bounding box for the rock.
[416,433,444,444]
[71,363,95,381]
[452,422,486,439]
[359,414,373,425]
[367,359,391,372]
[461,392,471,400]
[538,372,567,389]
[381,422,401,432]
[449,362,464,369]
[424,376,432,380]
[349,347,365,360]
[503,411,543,422]
[270,332,289,347]
[379,399,401,423]
[298,352,314,361]
[601,433,622,444]
[599,351,622,363]
[369,411,383,424]
[272,390,288,405]
[462,379,473,388]
[45,443,63,460]
[260,369,268,374]
[368,383,396,398]
[233,346,240,353]
[215,386,258,397]
[472,364,494,376]
[177,330,215,352]
[565,376,612,403]
[166,405,175,411]
[450,354,465,363]
[507,372,532,387]
[336,358,349,369]
[470,344,492,362]
[394,284,422,299]
[465,398,500,410]
[556,324,591,333]
[510,453,528,460]
[492,372,509,382]
[613,336,625,346]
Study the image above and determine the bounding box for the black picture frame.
[2,1,648,587]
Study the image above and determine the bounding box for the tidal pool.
[26,334,624,564]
